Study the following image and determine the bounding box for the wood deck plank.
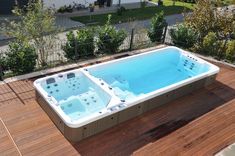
[0,61,234,156]
[0,120,21,156]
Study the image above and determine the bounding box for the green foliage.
[63,28,95,60]
[117,7,123,16]
[148,11,167,42]
[201,32,223,57]
[97,15,127,54]
[158,0,163,6]
[185,0,234,40]
[0,54,6,80]
[57,5,73,13]
[76,28,95,57]
[141,0,147,8]
[184,0,235,62]
[0,54,6,70]
[5,42,37,74]
[211,0,234,6]
[1,0,58,67]
[170,24,198,48]
[226,40,235,62]
[63,31,77,60]
[117,6,126,16]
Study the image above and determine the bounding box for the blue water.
[42,72,110,120]
[89,48,210,101]
[41,48,210,120]
[59,90,107,120]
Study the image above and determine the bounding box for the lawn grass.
[152,0,195,9]
[216,0,235,6]
[71,0,195,25]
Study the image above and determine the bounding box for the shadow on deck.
[73,80,235,156]
[0,61,234,156]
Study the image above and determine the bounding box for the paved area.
[0,51,235,155]
[115,14,183,32]
[0,16,85,43]
[55,16,85,29]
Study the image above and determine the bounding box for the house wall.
[43,0,141,9]
[43,0,94,9]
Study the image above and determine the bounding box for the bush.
[117,6,126,16]
[5,42,37,74]
[120,6,126,12]
[63,28,95,60]
[0,54,6,80]
[226,40,235,62]
[97,15,127,54]
[148,11,167,42]
[117,7,122,16]
[170,23,198,49]
[0,54,6,70]
[1,0,59,67]
[63,31,78,60]
[141,1,147,8]
[201,32,223,57]
[185,0,234,40]
[57,5,73,13]
[158,0,163,6]
[76,28,95,57]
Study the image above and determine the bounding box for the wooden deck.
[0,61,235,156]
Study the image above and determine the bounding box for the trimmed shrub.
[5,42,37,74]
[76,28,95,57]
[170,23,198,49]
[97,15,127,54]
[148,11,167,42]
[63,31,78,60]
[63,28,95,60]
[226,40,235,62]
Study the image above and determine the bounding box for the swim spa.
[34,46,219,142]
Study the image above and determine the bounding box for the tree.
[1,0,59,67]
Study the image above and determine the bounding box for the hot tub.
[34,46,219,142]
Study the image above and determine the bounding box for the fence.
[39,25,169,67]
[0,25,172,79]
[37,24,235,70]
